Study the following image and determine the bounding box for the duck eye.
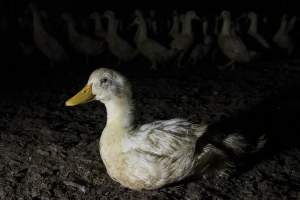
[100,78,108,85]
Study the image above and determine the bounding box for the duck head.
[65,68,132,106]
[61,13,73,22]
[220,10,231,20]
[103,10,115,19]
[89,11,100,20]
[185,11,201,21]
[247,12,257,19]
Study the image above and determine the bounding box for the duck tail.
[223,133,267,155]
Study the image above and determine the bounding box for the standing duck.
[103,10,138,64]
[189,17,214,65]
[146,9,158,36]
[168,10,180,39]
[61,13,105,64]
[218,11,255,68]
[132,12,175,70]
[247,12,270,49]
[170,11,200,67]
[65,67,266,190]
[29,4,68,65]
[273,14,294,56]
[89,11,106,39]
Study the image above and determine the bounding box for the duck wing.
[126,119,207,157]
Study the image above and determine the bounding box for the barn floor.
[1,60,300,200]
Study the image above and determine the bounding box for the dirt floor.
[1,60,300,199]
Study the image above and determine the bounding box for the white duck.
[218,11,255,68]
[103,10,138,63]
[61,13,105,64]
[132,12,175,70]
[65,67,267,190]
[29,4,67,64]
[273,14,294,56]
[170,11,200,66]
[247,12,270,49]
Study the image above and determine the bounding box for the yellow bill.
[65,84,95,106]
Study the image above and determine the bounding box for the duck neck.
[107,17,117,35]
[214,17,219,36]
[94,15,104,34]
[202,20,208,36]
[65,19,78,38]
[170,16,179,35]
[104,97,135,131]
[248,16,258,33]
[136,18,148,42]
[278,17,287,34]
[220,16,232,35]
[182,16,193,35]
[31,10,43,33]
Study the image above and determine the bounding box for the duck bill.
[65,84,95,106]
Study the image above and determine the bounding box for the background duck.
[273,14,294,57]
[168,10,180,40]
[218,11,256,69]
[103,10,138,65]
[189,17,214,65]
[247,12,270,49]
[29,4,68,66]
[170,11,200,67]
[89,11,106,39]
[132,13,175,70]
[61,13,105,65]
[65,67,267,190]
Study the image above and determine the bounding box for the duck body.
[218,35,252,63]
[100,118,206,190]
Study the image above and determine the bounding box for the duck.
[29,4,68,65]
[146,9,158,36]
[246,12,270,49]
[103,10,138,64]
[189,17,214,65]
[168,10,180,39]
[89,11,106,39]
[170,11,200,67]
[65,67,266,190]
[218,11,256,68]
[132,12,175,70]
[61,13,106,64]
[273,14,294,56]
